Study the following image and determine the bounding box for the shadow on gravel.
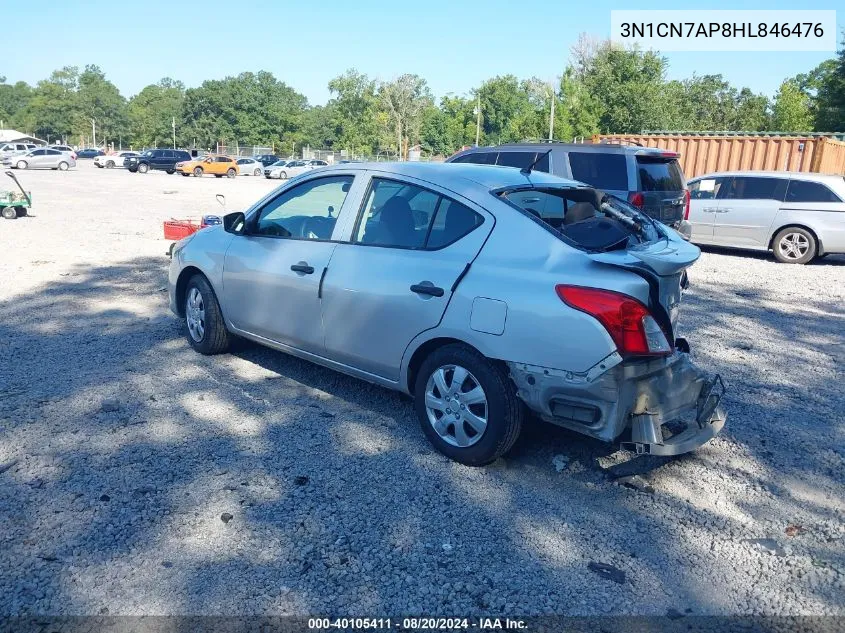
[0,255,842,617]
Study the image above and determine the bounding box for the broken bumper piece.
[509,351,727,456]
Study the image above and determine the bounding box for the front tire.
[773,227,816,264]
[16,160,27,170]
[106,160,115,168]
[1,207,17,220]
[138,163,149,174]
[414,344,523,466]
[279,171,287,179]
[193,167,203,177]
[184,275,230,354]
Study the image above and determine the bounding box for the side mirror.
[223,211,246,235]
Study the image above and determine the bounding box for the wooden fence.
[592,134,845,179]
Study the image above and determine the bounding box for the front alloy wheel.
[183,275,230,354]
[185,287,206,343]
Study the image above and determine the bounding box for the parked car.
[176,155,239,178]
[253,154,280,167]
[264,159,296,179]
[94,151,139,169]
[447,142,691,237]
[168,162,725,466]
[235,157,264,176]
[267,159,327,180]
[4,148,76,170]
[0,142,37,157]
[126,149,192,174]
[49,145,77,159]
[76,148,105,159]
[687,171,845,264]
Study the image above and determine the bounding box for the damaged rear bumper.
[508,350,726,456]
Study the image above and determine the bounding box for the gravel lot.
[0,162,843,617]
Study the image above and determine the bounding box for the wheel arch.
[769,223,824,256]
[403,335,504,395]
[174,265,209,317]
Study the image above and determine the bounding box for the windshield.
[271,160,287,167]
[143,151,153,157]
[499,186,662,252]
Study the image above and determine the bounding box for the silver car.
[5,148,76,170]
[688,171,845,264]
[236,157,264,176]
[169,163,725,465]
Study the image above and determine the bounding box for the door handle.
[716,208,731,213]
[290,262,315,274]
[410,283,444,297]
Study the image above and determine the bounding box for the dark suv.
[447,142,690,234]
[126,149,192,174]
[253,154,280,167]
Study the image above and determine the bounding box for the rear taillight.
[555,285,672,357]
[628,192,644,209]
[683,189,690,220]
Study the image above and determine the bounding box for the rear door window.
[636,158,684,191]
[496,151,550,172]
[784,180,842,203]
[720,177,787,201]
[689,178,727,200]
[568,152,627,190]
[451,152,496,165]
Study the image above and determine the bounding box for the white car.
[266,159,328,180]
[236,157,264,176]
[263,159,296,179]
[94,151,139,169]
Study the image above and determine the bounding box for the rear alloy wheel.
[16,160,27,170]
[414,344,523,466]
[253,167,261,176]
[773,227,816,264]
[193,167,203,177]
[138,163,149,174]
[184,275,230,354]
[1,207,17,220]
[226,168,236,178]
[106,160,115,168]
[58,161,69,171]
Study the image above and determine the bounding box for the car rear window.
[451,152,496,165]
[568,152,627,191]
[495,151,550,172]
[636,157,684,191]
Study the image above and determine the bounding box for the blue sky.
[3,0,842,103]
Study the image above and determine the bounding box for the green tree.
[74,65,128,146]
[771,80,813,132]
[814,33,845,131]
[0,78,33,128]
[556,68,600,140]
[475,75,539,144]
[18,67,79,143]
[379,74,432,159]
[327,69,380,155]
[128,78,185,148]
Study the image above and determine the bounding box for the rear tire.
[226,168,236,178]
[184,275,230,355]
[138,163,149,174]
[1,207,17,220]
[414,343,523,466]
[254,168,261,176]
[58,161,69,171]
[773,227,816,264]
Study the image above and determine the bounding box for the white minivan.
[687,171,845,264]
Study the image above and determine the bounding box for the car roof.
[690,170,845,182]
[453,142,672,156]
[317,161,583,191]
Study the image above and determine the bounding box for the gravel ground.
[0,162,843,617]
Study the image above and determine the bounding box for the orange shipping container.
[592,134,845,180]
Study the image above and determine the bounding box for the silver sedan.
[169,162,725,466]
[4,148,76,170]
[236,157,265,176]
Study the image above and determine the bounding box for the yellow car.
[177,155,239,178]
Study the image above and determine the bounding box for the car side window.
[785,180,842,203]
[354,178,482,249]
[47,149,60,155]
[31,149,46,156]
[568,152,627,190]
[496,151,550,172]
[720,177,787,201]
[255,175,353,240]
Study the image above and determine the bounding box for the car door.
[686,176,729,243]
[44,149,62,168]
[221,173,362,354]
[712,176,786,248]
[775,178,845,251]
[28,149,48,168]
[320,173,493,381]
